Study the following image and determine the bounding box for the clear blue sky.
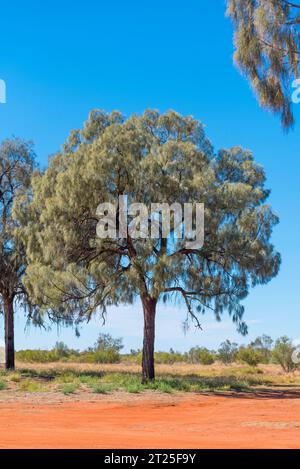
[0,1,299,352]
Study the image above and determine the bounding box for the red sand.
[0,393,299,449]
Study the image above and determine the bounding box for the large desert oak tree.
[227,0,300,129]
[16,110,280,381]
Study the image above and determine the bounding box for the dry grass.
[0,362,299,400]
[13,361,300,383]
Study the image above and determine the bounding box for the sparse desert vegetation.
[0,333,297,401]
[0,360,299,400]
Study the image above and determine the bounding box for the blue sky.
[0,1,299,352]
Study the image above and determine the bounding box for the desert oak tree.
[16,110,280,381]
[0,138,38,369]
[227,0,300,130]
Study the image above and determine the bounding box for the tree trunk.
[142,295,156,382]
[4,296,15,370]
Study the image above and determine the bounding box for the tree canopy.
[16,109,281,380]
[227,0,300,129]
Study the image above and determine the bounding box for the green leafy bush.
[16,342,78,363]
[249,335,273,364]
[272,336,299,373]
[236,346,261,366]
[186,347,215,365]
[16,349,58,363]
[154,351,183,364]
[76,349,121,364]
[135,351,183,365]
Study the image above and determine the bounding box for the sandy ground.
[0,390,300,449]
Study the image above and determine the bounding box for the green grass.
[57,373,80,385]
[96,372,253,393]
[0,363,296,395]
[61,383,79,395]
[0,380,7,391]
[18,379,48,393]
[92,383,114,394]
[8,372,21,382]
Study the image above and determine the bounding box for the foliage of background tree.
[0,138,39,369]
[218,339,239,364]
[250,334,273,363]
[272,335,299,372]
[94,332,123,353]
[227,0,300,129]
[16,109,280,381]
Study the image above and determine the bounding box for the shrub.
[16,344,79,363]
[53,341,78,360]
[154,351,183,364]
[272,336,299,373]
[250,335,273,364]
[93,349,121,363]
[218,340,239,364]
[236,346,261,366]
[16,349,58,363]
[77,349,121,364]
[186,347,215,365]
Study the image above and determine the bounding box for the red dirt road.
[0,392,300,449]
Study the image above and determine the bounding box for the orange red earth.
[0,391,299,448]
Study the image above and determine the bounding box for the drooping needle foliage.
[227,0,300,129]
[15,109,280,380]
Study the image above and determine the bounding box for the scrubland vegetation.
[0,361,299,397]
[13,333,299,373]
[0,333,297,397]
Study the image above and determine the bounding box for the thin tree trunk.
[4,296,15,370]
[142,295,156,382]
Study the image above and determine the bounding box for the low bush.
[76,349,121,364]
[236,346,261,366]
[272,336,299,373]
[16,349,59,363]
[186,347,215,365]
[135,351,183,365]
[154,351,183,364]
[249,335,273,364]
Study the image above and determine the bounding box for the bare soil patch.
[0,391,299,448]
